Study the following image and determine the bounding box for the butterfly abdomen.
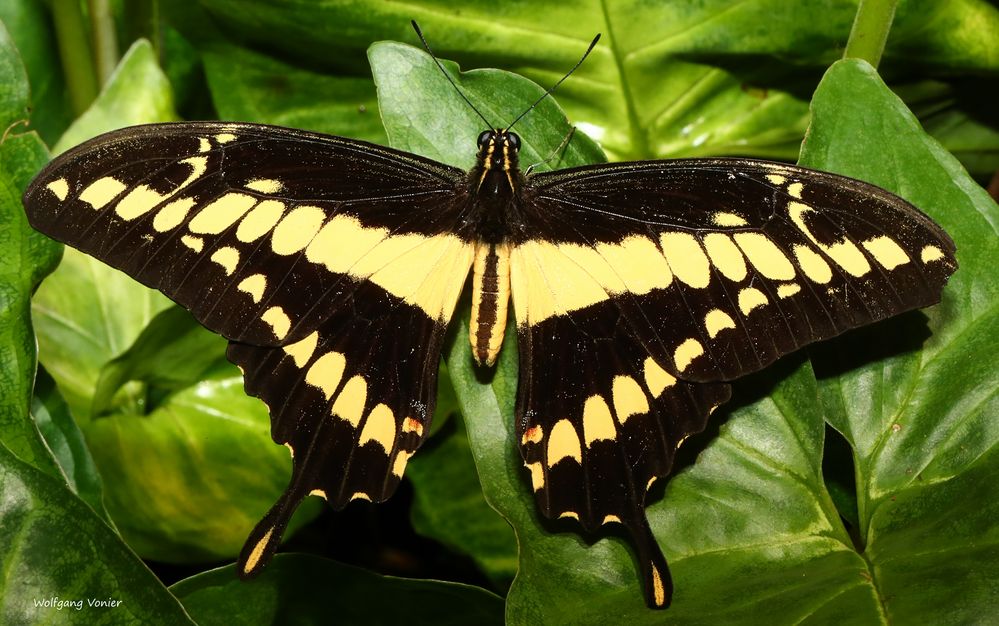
[470,242,511,366]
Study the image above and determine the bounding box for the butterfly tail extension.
[628,514,673,609]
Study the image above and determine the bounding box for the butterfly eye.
[477,130,493,147]
[507,132,522,151]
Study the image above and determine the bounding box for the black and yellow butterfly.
[21,42,956,609]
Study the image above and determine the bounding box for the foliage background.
[0,0,997,624]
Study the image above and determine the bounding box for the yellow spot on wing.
[558,511,579,521]
[358,403,396,453]
[602,515,621,525]
[643,357,675,397]
[738,287,768,314]
[582,396,616,445]
[661,232,710,288]
[673,338,704,372]
[188,193,257,234]
[46,178,69,200]
[510,240,609,325]
[789,201,870,277]
[766,174,787,185]
[215,133,237,143]
[703,233,748,282]
[777,283,801,298]
[393,451,413,477]
[237,200,286,242]
[652,565,666,607]
[210,246,240,275]
[181,235,203,252]
[402,417,424,437]
[79,177,126,209]
[261,306,291,339]
[271,206,325,255]
[713,212,748,227]
[309,489,327,500]
[921,245,944,263]
[245,178,283,194]
[350,492,371,502]
[198,137,211,152]
[152,197,196,232]
[521,425,543,446]
[705,309,736,338]
[612,376,649,423]
[283,331,318,368]
[734,233,795,280]
[237,274,267,303]
[305,351,346,400]
[787,182,804,198]
[243,528,273,574]
[793,245,833,284]
[862,236,910,270]
[547,419,582,465]
[332,375,367,428]
[306,215,472,320]
[525,462,545,490]
[116,185,164,220]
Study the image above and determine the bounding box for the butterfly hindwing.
[516,302,731,607]
[229,279,445,576]
[23,122,470,347]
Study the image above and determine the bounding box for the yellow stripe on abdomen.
[470,242,510,366]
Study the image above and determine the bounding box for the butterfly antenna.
[412,21,494,130]
[505,33,601,132]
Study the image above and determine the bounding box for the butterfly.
[21,30,956,610]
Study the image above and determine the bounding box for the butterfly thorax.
[467,129,521,367]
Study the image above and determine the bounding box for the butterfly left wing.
[22,122,476,576]
[511,158,957,607]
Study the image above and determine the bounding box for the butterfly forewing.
[23,123,471,347]
[521,159,957,383]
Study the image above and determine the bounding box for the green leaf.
[171,554,505,625]
[198,0,999,166]
[0,1,73,144]
[53,39,178,154]
[369,42,604,171]
[800,58,999,623]
[407,409,519,587]
[203,43,387,144]
[0,19,62,478]
[0,442,194,624]
[91,306,228,417]
[31,368,113,524]
[82,363,320,562]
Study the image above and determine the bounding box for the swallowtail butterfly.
[22,27,956,609]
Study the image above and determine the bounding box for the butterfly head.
[476,129,521,170]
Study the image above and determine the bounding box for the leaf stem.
[843,0,899,68]
[51,0,99,115]
[88,0,120,85]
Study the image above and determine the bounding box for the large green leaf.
[800,59,999,624]
[0,1,73,144]
[368,38,995,623]
[0,443,194,625]
[202,43,387,144]
[171,554,504,625]
[0,18,62,481]
[195,0,999,170]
